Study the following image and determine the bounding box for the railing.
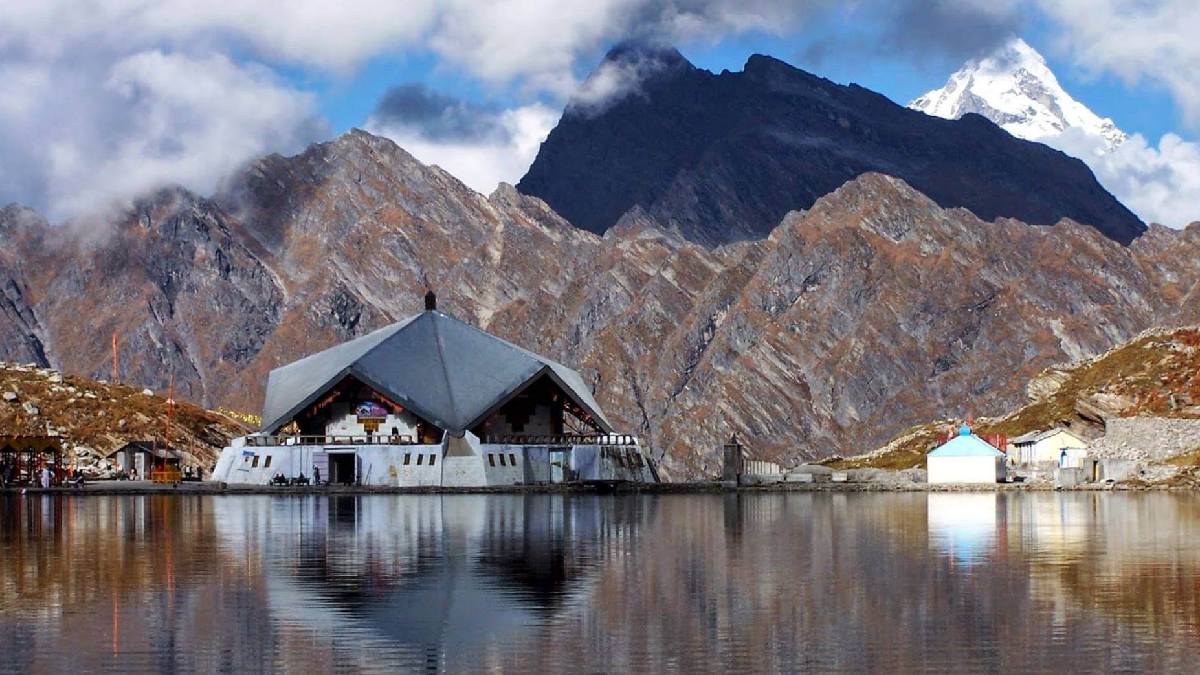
[244,434,419,447]
[483,434,639,446]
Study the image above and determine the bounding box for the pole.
[163,375,175,473]
[111,333,119,384]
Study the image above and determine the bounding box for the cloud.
[365,86,558,193]
[875,0,1024,62]
[1049,129,1200,227]
[1035,0,1200,127]
[371,84,504,142]
[1,0,1198,220]
[0,47,323,221]
[0,1,438,72]
[567,42,692,116]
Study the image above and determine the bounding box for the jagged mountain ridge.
[2,130,1199,477]
[910,38,1127,152]
[517,44,1145,246]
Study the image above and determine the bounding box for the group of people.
[1,459,209,488]
[268,468,319,486]
[0,461,55,488]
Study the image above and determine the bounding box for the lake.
[1,492,1198,673]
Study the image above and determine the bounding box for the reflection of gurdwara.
[212,495,631,664]
[927,493,1000,567]
[212,292,659,487]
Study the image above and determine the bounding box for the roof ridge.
[428,312,462,429]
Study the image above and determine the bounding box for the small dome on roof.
[959,424,971,436]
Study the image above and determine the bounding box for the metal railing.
[483,434,639,446]
[244,434,420,447]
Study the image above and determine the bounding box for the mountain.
[0,205,50,367]
[910,38,1127,152]
[2,130,1198,478]
[517,43,1145,246]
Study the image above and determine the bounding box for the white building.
[927,425,1007,484]
[1009,428,1088,467]
[212,293,658,487]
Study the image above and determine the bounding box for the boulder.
[21,401,39,416]
[2,391,17,403]
[1027,368,1070,401]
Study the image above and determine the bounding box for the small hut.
[113,441,182,479]
[927,425,1007,484]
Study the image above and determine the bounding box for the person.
[196,466,204,481]
[130,466,138,481]
[313,465,321,485]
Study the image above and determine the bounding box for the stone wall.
[1089,417,1200,462]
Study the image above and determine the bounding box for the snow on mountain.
[911,38,1127,153]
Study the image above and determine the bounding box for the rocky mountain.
[517,43,1145,246]
[0,205,50,367]
[910,38,1127,152]
[1,130,1198,478]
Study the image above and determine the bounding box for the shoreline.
[1,480,1192,496]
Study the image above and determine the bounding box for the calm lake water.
[2,492,1199,673]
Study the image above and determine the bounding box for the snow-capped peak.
[910,38,1126,152]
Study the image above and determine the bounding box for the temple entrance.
[549,447,572,484]
[329,452,357,486]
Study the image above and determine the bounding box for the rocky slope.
[0,361,247,471]
[518,43,1145,246]
[2,130,1199,478]
[0,205,51,367]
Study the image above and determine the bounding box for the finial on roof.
[424,289,437,311]
[960,424,971,437]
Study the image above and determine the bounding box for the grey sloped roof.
[260,310,611,435]
[1010,428,1086,446]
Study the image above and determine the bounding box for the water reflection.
[927,493,999,566]
[2,492,1200,673]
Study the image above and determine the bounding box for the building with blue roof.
[927,425,1007,484]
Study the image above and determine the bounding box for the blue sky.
[1,1,1198,226]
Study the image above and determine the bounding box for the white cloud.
[0,1,438,71]
[1035,0,1200,125]
[0,49,322,221]
[1049,129,1200,228]
[366,103,559,194]
[567,47,685,116]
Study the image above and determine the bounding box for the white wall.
[928,456,1005,484]
[358,445,442,486]
[442,434,488,487]
[212,443,443,486]
[323,404,422,439]
[480,446,524,486]
[210,436,658,487]
[1020,431,1088,464]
